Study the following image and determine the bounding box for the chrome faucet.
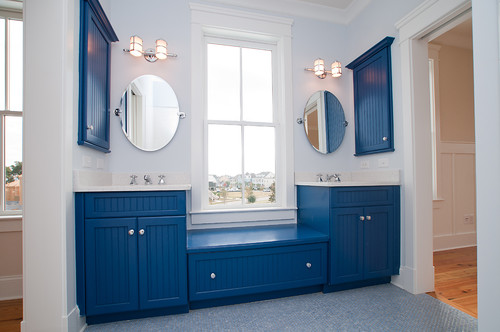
[144,174,153,185]
[130,175,138,185]
[332,173,341,182]
[316,173,324,182]
[158,175,166,185]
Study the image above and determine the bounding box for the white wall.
[24,0,84,331]
[471,0,500,329]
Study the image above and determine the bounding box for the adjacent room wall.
[0,221,22,300]
[430,43,476,250]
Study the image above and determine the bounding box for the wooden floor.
[0,247,477,329]
[427,246,478,318]
[0,299,22,332]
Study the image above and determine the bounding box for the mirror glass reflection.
[304,90,346,154]
[119,75,180,151]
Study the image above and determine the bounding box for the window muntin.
[206,40,277,209]
[0,14,23,215]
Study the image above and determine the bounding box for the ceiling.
[298,0,354,10]
[430,18,473,50]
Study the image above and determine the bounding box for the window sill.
[0,215,22,232]
[190,206,296,225]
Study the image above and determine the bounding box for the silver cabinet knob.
[382,136,388,141]
[306,262,312,269]
[87,125,94,130]
[366,216,372,221]
[210,273,216,279]
[128,229,134,236]
[139,229,145,235]
[359,216,365,221]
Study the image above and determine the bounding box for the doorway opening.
[426,17,477,317]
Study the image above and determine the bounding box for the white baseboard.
[391,266,415,293]
[433,233,477,251]
[64,305,86,332]
[0,275,22,300]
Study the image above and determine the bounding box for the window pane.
[207,44,240,121]
[5,116,22,211]
[9,19,22,112]
[244,126,275,204]
[242,48,273,123]
[0,19,5,110]
[208,124,242,206]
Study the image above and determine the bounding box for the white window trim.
[0,11,22,216]
[190,3,294,225]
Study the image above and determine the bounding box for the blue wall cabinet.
[297,185,400,289]
[76,191,188,320]
[346,37,395,156]
[78,0,118,153]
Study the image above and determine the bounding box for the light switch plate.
[360,160,370,169]
[83,155,92,168]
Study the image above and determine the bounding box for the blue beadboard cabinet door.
[346,37,395,156]
[84,218,139,316]
[78,0,118,153]
[138,216,188,310]
[330,207,364,284]
[363,206,393,279]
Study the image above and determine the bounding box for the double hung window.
[0,12,22,215]
[206,39,277,209]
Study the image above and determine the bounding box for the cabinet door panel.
[330,207,364,284]
[353,50,391,154]
[363,206,393,279]
[138,216,187,309]
[85,218,138,315]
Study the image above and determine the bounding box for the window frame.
[0,10,23,216]
[204,37,280,211]
[190,3,294,225]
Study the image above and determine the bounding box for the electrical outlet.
[378,158,389,168]
[464,214,475,224]
[360,160,370,169]
[83,155,92,168]
[96,158,104,169]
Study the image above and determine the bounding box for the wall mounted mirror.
[302,90,347,154]
[116,75,184,151]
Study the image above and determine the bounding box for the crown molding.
[201,0,371,25]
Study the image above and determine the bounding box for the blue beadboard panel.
[84,191,186,218]
[347,36,394,156]
[296,186,330,236]
[330,207,364,284]
[330,186,394,207]
[138,216,188,310]
[363,206,393,279]
[78,0,118,153]
[85,218,139,316]
[188,243,327,301]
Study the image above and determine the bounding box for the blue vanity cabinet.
[76,191,188,321]
[346,37,395,156]
[297,185,400,289]
[78,0,118,153]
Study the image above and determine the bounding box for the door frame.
[393,0,471,294]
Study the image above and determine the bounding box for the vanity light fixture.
[124,35,177,63]
[305,58,342,79]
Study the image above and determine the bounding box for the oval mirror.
[118,75,180,151]
[303,90,346,154]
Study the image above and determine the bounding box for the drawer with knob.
[188,243,327,301]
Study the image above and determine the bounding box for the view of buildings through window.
[206,42,276,207]
[1,15,23,213]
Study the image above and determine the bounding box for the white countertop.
[73,184,192,192]
[295,181,399,187]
